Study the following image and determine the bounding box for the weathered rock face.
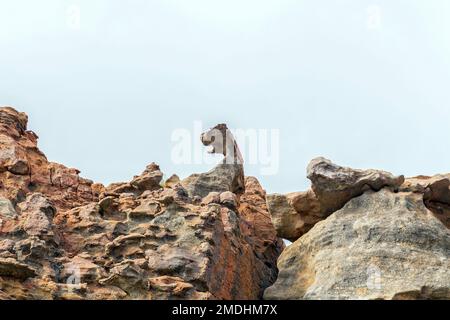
[182,164,244,199]
[49,175,282,300]
[307,157,405,215]
[267,157,405,241]
[0,107,102,212]
[266,190,322,242]
[265,189,450,300]
[3,106,448,301]
[400,175,450,229]
[0,108,284,300]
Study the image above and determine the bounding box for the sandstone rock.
[98,196,117,215]
[164,174,180,189]
[0,107,100,212]
[182,124,245,198]
[3,105,450,301]
[266,193,313,242]
[0,258,37,279]
[148,276,194,297]
[264,189,450,300]
[18,193,55,218]
[104,164,164,198]
[0,239,15,252]
[9,159,30,175]
[0,107,28,138]
[61,255,106,283]
[267,158,405,241]
[307,157,405,216]
[129,199,161,220]
[236,177,285,293]
[0,197,17,219]
[182,164,245,198]
[130,163,163,192]
[17,193,56,237]
[219,191,238,209]
[0,109,283,300]
[98,260,148,298]
[0,135,30,176]
[401,174,450,228]
[53,171,281,300]
[201,192,220,206]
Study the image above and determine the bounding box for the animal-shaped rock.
[182,124,245,198]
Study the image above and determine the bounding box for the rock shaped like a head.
[200,124,243,165]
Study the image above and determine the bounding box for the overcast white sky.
[1,0,450,193]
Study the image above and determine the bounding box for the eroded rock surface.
[0,107,101,212]
[401,175,450,228]
[265,189,450,300]
[265,159,450,300]
[267,157,405,241]
[3,106,448,301]
[0,108,283,300]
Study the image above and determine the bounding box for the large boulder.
[267,158,405,241]
[307,157,405,215]
[264,189,450,300]
[182,163,244,198]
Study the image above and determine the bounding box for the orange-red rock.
[0,107,283,300]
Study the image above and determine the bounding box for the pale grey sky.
[1,0,450,193]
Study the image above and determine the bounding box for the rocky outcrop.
[266,191,321,242]
[400,175,450,228]
[265,160,450,300]
[307,157,405,215]
[0,108,284,300]
[49,174,282,300]
[182,124,245,198]
[267,157,405,241]
[3,106,448,301]
[0,107,102,212]
[265,189,450,300]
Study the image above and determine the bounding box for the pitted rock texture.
[0,107,101,212]
[182,124,245,198]
[0,107,283,300]
[264,189,450,300]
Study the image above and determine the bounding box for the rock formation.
[267,157,405,241]
[182,124,245,198]
[0,107,101,212]
[400,174,450,228]
[1,106,449,301]
[265,159,450,300]
[0,107,284,300]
